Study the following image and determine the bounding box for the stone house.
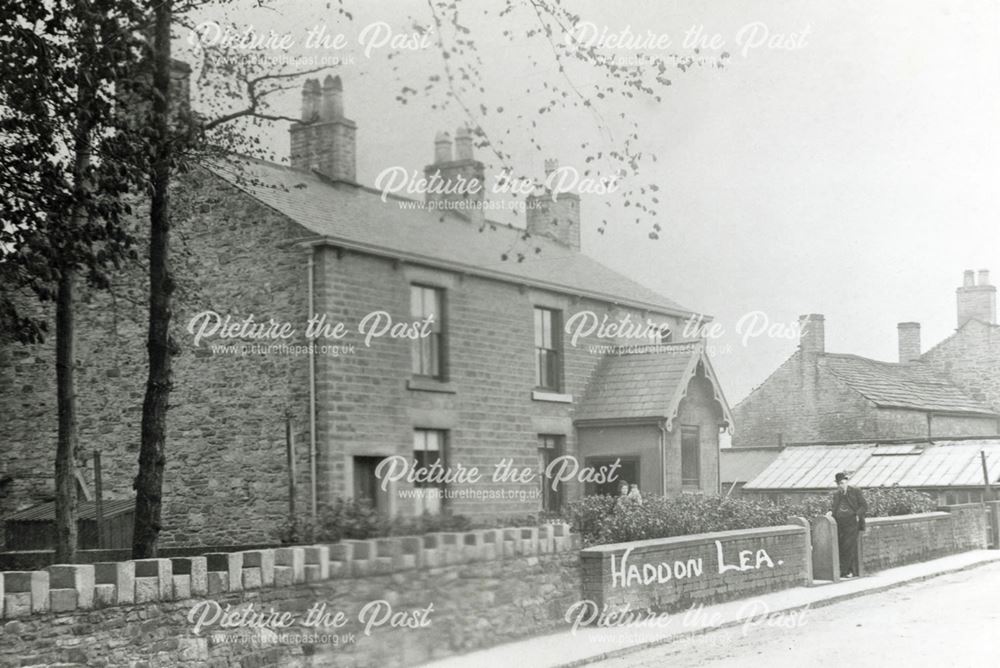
[919,270,1000,410]
[0,74,732,547]
[732,310,1000,448]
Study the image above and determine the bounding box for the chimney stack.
[289,75,357,182]
[423,125,485,224]
[956,268,996,327]
[526,158,582,251]
[798,314,825,355]
[897,322,921,363]
[118,58,193,132]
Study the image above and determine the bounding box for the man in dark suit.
[831,471,867,578]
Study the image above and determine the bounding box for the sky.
[182,0,1000,404]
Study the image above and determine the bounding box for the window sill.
[531,390,574,404]
[407,377,457,394]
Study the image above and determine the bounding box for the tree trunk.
[53,0,100,563]
[53,269,78,562]
[132,0,174,559]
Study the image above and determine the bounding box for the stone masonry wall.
[732,350,998,447]
[306,244,693,520]
[579,524,812,613]
[671,372,724,494]
[860,503,988,574]
[0,524,580,668]
[732,352,876,447]
[922,319,1000,412]
[0,169,315,548]
[0,164,701,546]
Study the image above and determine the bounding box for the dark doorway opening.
[585,456,639,497]
[353,456,388,511]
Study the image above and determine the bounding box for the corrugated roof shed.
[5,499,134,522]
[720,448,784,484]
[744,439,1000,490]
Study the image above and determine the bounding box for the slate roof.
[204,156,695,317]
[743,438,1000,490]
[820,353,998,416]
[576,340,733,429]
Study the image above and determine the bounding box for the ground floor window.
[585,456,639,497]
[353,456,387,511]
[414,429,447,514]
[941,489,983,505]
[538,435,564,512]
[681,425,701,488]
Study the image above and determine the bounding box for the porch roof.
[575,340,733,431]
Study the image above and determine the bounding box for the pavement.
[419,549,1000,668]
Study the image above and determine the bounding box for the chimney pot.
[543,158,559,176]
[301,79,321,121]
[454,126,473,161]
[320,74,344,120]
[798,314,825,355]
[978,269,990,286]
[964,269,975,287]
[897,322,921,363]
[433,131,453,163]
[423,127,484,224]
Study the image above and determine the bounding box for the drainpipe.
[658,420,669,495]
[307,250,318,523]
[717,426,723,495]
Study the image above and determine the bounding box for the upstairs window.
[411,285,445,378]
[534,307,562,391]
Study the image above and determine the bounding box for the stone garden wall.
[579,521,812,613]
[860,503,988,574]
[0,524,580,667]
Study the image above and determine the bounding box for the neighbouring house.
[920,270,1000,410]
[732,308,1000,448]
[0,71,732,548]
[740,436,1000,506]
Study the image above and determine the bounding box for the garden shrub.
[568,487,938,547]
[279,499,548,544]
[279,487,938,546]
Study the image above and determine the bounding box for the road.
[590,561,1000,668]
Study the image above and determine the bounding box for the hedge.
[278,498,552,543]
[567,488,936,546]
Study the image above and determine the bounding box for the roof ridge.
[202,155,700,318]
[819,352,998,415]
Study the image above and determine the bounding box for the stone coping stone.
[580,525,807,556]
